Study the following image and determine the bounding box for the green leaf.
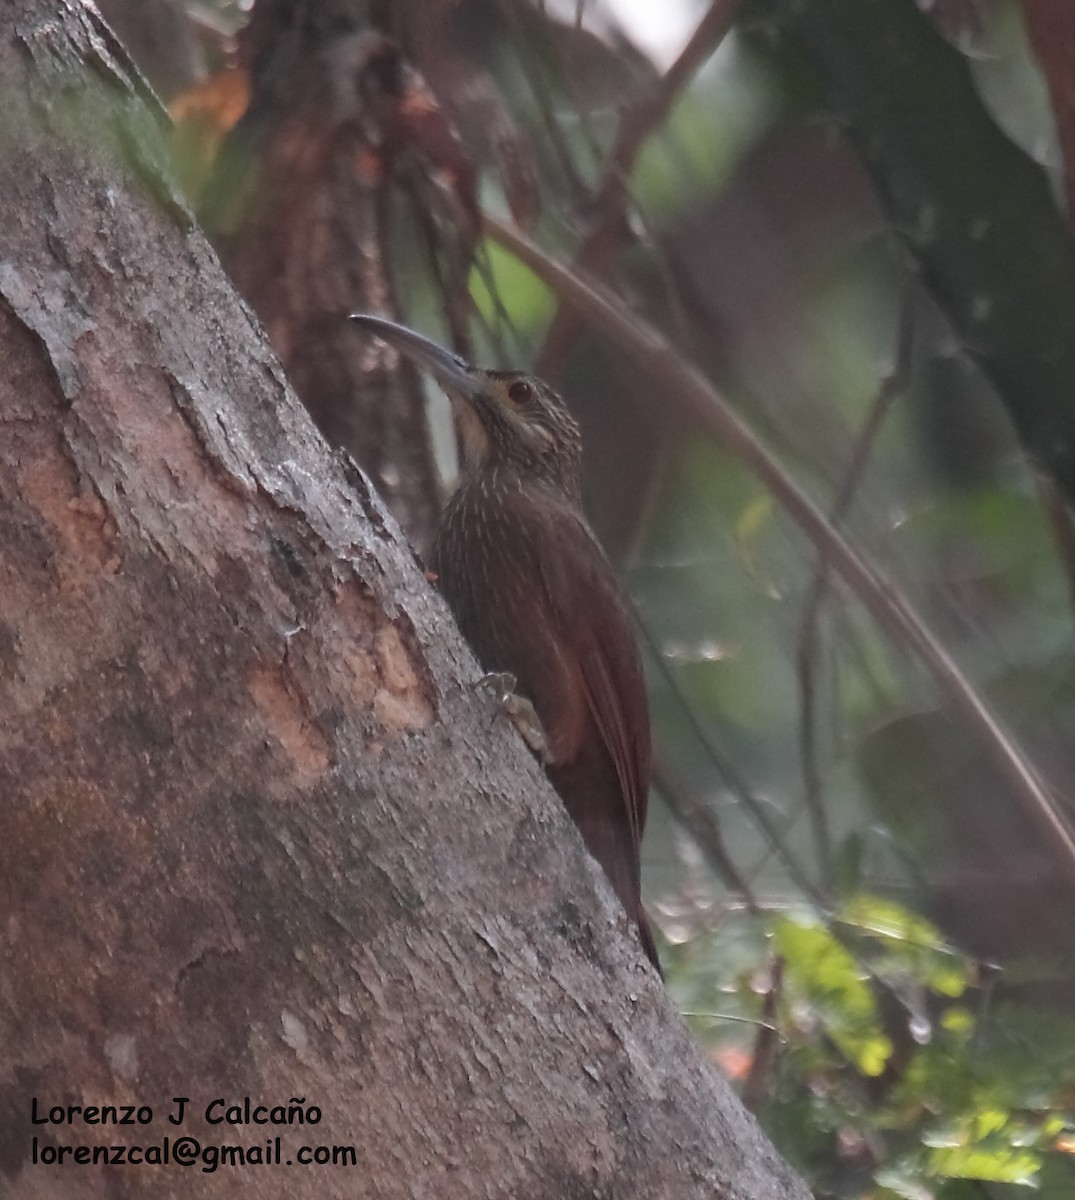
[927,1144,1041,1185]
[840,893,972,998]
[774,916,892,1076]
[469,239,552,331]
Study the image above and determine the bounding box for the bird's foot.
[477,672,550,763]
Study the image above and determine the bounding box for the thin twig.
[796,293,916,892]
[636,590,819,904]
[653,757,760,912]
[495,0,591,202]
[537,0,745,375]
[741,956,783,1113]
[597,0,745,218]
[482,210,1075,880]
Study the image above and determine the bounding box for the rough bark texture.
[200,1,444,547]
[0,3,811,1199]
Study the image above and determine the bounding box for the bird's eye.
[507,379,534,406]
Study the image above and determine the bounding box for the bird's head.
[351,314,582,495]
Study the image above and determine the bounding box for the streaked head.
[350,314,582,493]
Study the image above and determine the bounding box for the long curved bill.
[349,314,482,400]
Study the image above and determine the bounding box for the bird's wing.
[534,497,651,858]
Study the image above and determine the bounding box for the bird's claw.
[476,672,550,763]
[502,693,550,763]
[478,671,517,705]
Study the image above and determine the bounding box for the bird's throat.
[451,394,491,471]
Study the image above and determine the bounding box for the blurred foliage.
[162,0,1075,1194]
[667,893,1075,1200]
[465,3,1075,1194]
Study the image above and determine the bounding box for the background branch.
[483,209,1075,879]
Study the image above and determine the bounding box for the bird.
[351,314,659,971]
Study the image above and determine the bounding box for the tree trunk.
[0,3,810,1198]
[199,0,446,546]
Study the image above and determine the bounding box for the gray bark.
[95,0,201,99]
[0,3,812,1198]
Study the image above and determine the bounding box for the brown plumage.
[351,315,659,971]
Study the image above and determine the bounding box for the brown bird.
[351,314,659,971]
